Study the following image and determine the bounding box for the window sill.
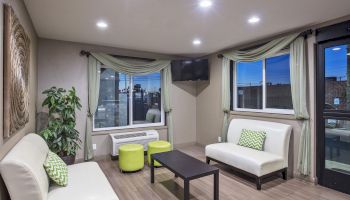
[230,110,296,120]
[92,125,168,136]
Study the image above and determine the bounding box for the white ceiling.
[24,0,350,56]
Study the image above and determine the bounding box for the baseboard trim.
[174,142,197,148]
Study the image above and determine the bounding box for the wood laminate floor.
[97,145,350,200]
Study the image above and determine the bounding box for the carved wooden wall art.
[3,5,31,139]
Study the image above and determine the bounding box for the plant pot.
[60,155,76,165]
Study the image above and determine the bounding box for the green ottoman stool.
[147,141,171,167]
[119,144,144,172]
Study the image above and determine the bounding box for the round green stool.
[147,141,171,167]
[119,144,144,172]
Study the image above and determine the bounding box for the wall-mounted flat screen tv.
[171,59,209,81]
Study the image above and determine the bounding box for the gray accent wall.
[0,0,38,199]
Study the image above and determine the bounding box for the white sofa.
[205,119,292,190]
[0,134,119,200]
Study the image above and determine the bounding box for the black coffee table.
[150,150,219,200]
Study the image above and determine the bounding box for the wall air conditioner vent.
[113,132,147,139]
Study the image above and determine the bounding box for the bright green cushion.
[238,129,266,151]
[43,151,68,186]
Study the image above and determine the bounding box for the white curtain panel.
[290,37,311,176]
[221,57,231,142]
[84,53,173,161]
[85,56,101,161]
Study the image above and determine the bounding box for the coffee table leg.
[214,172,219,200]
[184,179,190,200]
[150,157,154,183]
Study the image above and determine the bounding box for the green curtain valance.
[90,52,171,75]
[84,53,173,161]
[222,32,300,62]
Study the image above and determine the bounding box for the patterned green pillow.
[238,129,267,151]
[43,151,68,186]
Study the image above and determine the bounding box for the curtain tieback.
[296,116,309,120]
[165,108,172,113]
[223,109,230,114]
[87,111,93,118]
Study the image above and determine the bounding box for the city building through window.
[94,68,164,130]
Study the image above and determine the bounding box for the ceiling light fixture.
[193,39,202,45]
[248,16,260,24]
[96,21,108,29]
[332,47,341,51]
[199,0,213,8]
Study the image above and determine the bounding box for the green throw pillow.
[238,129,267,151]
[43,151,68,186]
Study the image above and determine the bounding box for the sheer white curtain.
[290,37,310,175]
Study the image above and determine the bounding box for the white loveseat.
[205,119,292,190]
[0,134,119,200]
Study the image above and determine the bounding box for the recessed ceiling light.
[248,16,260,24]
[332,47,341,51]
[199,0,213,8]
[96,21,108,29]
[347,53,350,56]
[193,39,202,45]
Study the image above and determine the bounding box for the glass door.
[317,38,350,194]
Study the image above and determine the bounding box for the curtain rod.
[217,29,313,58]
[79,50,156,62]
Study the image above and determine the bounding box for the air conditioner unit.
[110,130,159,156]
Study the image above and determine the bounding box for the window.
[324,44,349,110]
[93,68,164,130]
[233,53,294,114]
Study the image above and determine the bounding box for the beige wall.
[37,39,197,160]
[0,0,38,199]
[196,36,317,179]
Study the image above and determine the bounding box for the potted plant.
[39,86,82,165]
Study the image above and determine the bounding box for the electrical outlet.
[93,144,97,150]
[218,137,222,142]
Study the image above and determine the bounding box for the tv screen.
[171,59,209,81]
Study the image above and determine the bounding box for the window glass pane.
[94,69,129,128]
[325,119,350,174]
[266,54,293,109]
[132,72,161,125]
[325,44,350,110]
[236,61,263,109]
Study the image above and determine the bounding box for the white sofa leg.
[256,177,262,190]
[206,157,210,164]
[282,168,287,180]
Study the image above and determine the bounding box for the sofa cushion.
[48,162,119,200]
[206,143,284,176]
[0,134,50,200]
[238,129,266,151]
[44,151,68,186]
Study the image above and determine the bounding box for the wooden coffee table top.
[151,150,219,180]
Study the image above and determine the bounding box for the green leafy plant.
[40,87,82,156]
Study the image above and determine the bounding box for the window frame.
[93,71,165,132]
[232,51,294,115]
